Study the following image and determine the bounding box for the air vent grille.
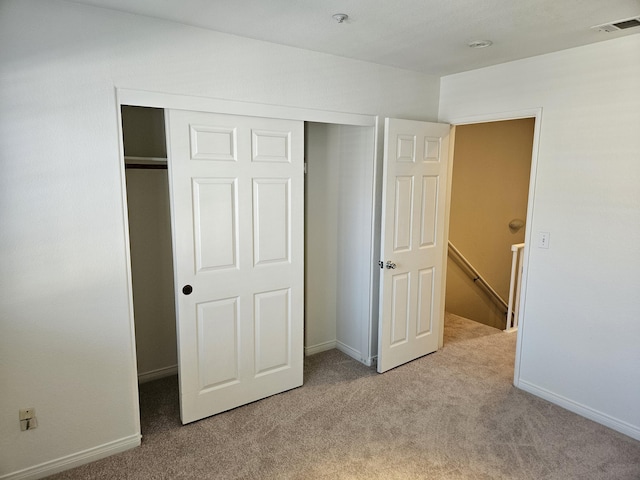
[614,18,640,29]
[592,16,640,33]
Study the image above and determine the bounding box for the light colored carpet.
[443,312,502,345]
[48,315,640,479]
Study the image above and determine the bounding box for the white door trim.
[116,88,377,126]
[444,107,543,388]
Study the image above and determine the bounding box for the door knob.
[182,285,193,295]
[385,261,397,269]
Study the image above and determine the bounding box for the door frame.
[442,108,543,387]
[115,88,380,430]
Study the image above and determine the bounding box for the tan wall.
[446,118,534,328]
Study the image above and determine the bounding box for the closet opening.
[121,106,180,429]
[304,122,378,366]
[122,106,176,383]
[121,106,379,430]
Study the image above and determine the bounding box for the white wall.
[305,124,339,352]
[335,125,376,362]
[0,0,440,476]
[439,35,640,440]
[305,124,376,364]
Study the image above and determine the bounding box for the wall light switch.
[19,408,37,431]
[538,232,550,249]
[19,408,35,421]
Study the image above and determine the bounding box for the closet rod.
[125,163,167,170]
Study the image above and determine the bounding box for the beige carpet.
[443,312,503,345]
[48,315,640,479]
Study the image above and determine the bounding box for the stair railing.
[506,243,525,332]
[447,241,508,314]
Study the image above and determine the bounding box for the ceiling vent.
[592,16,640,33]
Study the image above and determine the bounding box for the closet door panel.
[167,110,303,424]
[192,178,238,271]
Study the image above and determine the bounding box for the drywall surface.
[334,125,376,362]
[445,257,506,330]
[0,0,440,476]
[305,124,376,363]
[305,123,339,352]
[125,169,177,379]
[446,119,534,328]
[440,35,640,439]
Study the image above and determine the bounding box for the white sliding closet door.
[166,110,304,423]
[377,118,450,373]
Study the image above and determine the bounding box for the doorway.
[442,114,539,357]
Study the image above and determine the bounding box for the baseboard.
[137,364,178,383]
[518,380,640,441]
[1,434,141,480]
[304,340,336,356]
[336,341,363,363]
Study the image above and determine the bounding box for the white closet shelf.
[125,155,167,165]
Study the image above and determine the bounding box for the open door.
[166,110,304,423]
[377,118,450,373]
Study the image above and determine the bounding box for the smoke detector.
[592,16,640,33]
[468,40,493,49]
[332,13,349,24]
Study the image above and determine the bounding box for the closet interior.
[122,106,380,388]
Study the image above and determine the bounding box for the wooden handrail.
[447,241,508,312]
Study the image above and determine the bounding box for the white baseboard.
[305,340,373,367]
[1,434,141,480]
[137,364,178,383]
[336,341,363,363]
[304,340,336,356]
[518,380,640,441]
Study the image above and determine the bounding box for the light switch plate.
[538,232,550,249]
[19,408,35,421]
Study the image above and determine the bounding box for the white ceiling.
[71,0,640,76]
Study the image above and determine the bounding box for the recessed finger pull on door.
[385,261,397,269]
[182,285,193,295]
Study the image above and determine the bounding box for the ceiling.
[71,0,640,76]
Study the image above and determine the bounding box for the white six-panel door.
[377,118,450,373]
[166,110,304,423]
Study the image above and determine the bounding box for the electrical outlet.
[19,408,37,431]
